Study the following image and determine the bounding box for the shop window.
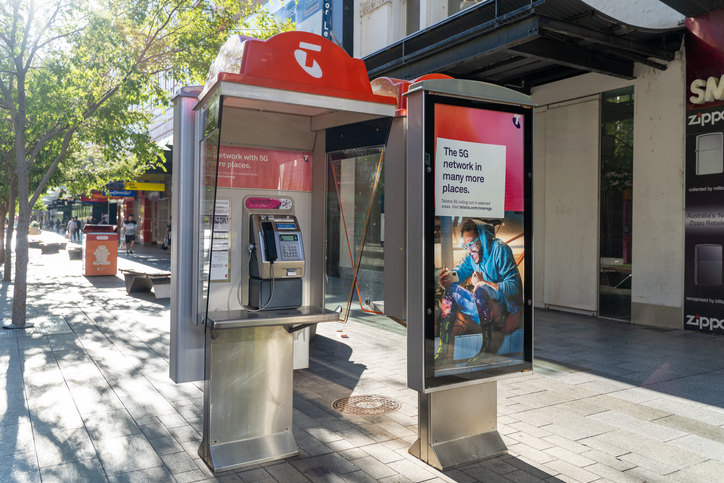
[599,87,634,320]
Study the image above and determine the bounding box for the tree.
[0,0,294,327]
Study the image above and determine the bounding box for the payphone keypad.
[278,232,302,261]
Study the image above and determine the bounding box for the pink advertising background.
[216,146,313,191]
[434,104,525,212]
[686,10,724,111]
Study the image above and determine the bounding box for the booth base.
[199,322,296,474]
[410,381,506,471]
[199,431,298,473]
[409,429,507,471]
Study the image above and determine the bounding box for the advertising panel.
[424,96,532,389]
[214,146,313,191]
[685,12,724,334]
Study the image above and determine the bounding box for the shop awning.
[363,0,684,93]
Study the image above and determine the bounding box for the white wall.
[531,48,686,327]
[629,50,685,327]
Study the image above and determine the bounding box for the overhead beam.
[510,38,634,79]
[366,16,541,80]
[657,0,724,17]
[538,16,675,61]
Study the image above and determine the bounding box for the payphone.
[246,214,305,310]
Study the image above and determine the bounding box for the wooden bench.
[119,269,172,299]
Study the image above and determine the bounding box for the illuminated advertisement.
[425,98,532,387]
[684,12,724,334]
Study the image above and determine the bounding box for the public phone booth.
[169,32,397,472]
[170,30,533,474]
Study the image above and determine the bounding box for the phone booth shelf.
[176,32,397,473]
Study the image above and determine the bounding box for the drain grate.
[0,316,72,338]
[331,395,401,415]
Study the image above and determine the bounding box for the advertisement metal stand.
[404,79,535,470]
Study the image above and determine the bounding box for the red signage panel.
[214,146,312,191]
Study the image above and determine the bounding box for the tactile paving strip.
[331,395,401,415]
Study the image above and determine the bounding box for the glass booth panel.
[197,97,221,328]
[325,146,386,322]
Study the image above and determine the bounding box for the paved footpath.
[2,231,724,482]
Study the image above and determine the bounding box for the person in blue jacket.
[438,218,522,366]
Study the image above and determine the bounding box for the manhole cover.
[331,395,401,415]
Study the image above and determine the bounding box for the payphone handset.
[250,214,306,279]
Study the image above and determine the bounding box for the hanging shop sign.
[125,181,166,191]
[106,190,137,199]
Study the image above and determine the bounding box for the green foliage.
[0,0,295,322]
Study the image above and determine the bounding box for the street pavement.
[1,230,724,482]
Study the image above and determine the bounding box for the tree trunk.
[3,183,16,281]
[11,178,28,326]
[12,72,29,326]
[0,203,6,265]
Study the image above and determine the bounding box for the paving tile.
[667,459,724,483]
[340,469,383,483]
[158,411,189,429]
[542,446,595,467]
[315,452,360,474]
[578,449,635,472]
[148,435,186,455]
[92,433,164,475]
[161,450,200,474]
[504,469,549,483]
[386,458,437,482]
[69,385,125,415]
[29,403,85,433]
[508,432,556,451]
[237,467,272,482]
[33,427,97,468]
[377,475,414,483]
[297,435,334,457]
[336,428,378,447]
[587,410,688,442]
[585,462,645,483]
[351,456,398,479]
[508,443,556,465]
[653,414,724,444]
[668,434,724,462]
[173,469,210,483]
[594,430,706,469]
[462,464,519,483]
[0,421,35,454]
[107,465,175,483]
[138,420,174,440]
[306,426,343,444]
[167,424,202,443]
[264,461,309,482]
[543,458,599,483]
[82,408,140,441]
[39,457,108,483]
[0,448,40,483]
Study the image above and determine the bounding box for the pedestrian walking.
[123,214,137,255]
